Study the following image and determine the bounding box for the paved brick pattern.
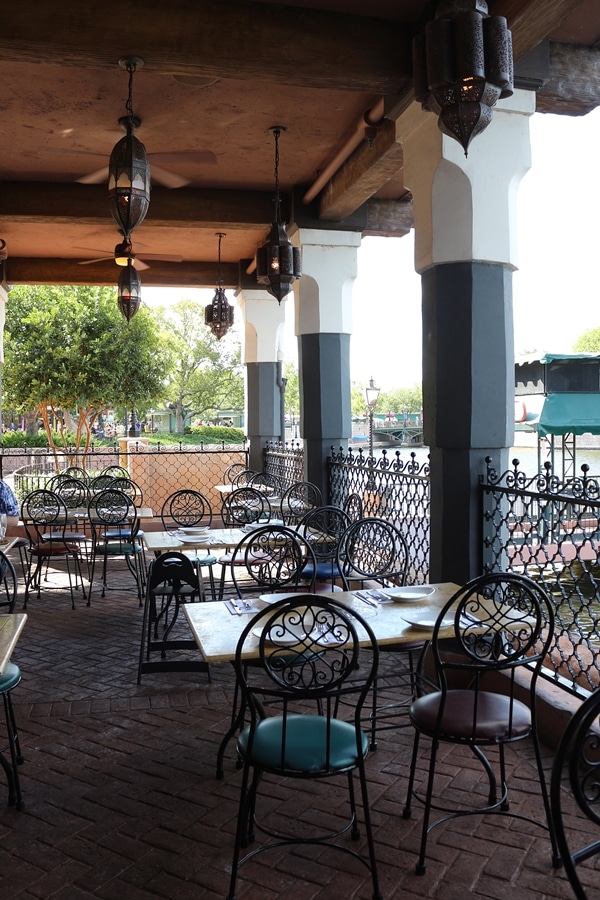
[0,557,595,898]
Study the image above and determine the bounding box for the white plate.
[178,534,209,544]
[259,592,305,604]
[402,615,454,631]
[181,527,209,534]
[382,586,436,602]
[252,625,306,646]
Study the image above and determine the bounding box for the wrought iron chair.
[343,492,364,522]
[223,462,248,483]
[160,489,216,600]
[62,465,90,484]
[232,468,258,488]
[88,473,118,493]
[551,687,600,899]
[279,480,322,525]
[226,595,382,900]
[87,488,144,604]
[215,528,317,776]
[229,524,317,599]
[249,471,283,498]
[298,504,350,588]
[221,486,272,528]
[0,548,23,809]
[337,516,414,748]
[100,465,129,479]
[21,489,88,609]
[137,551,210,683]
[0,550,17,612]
[402,571,560,875]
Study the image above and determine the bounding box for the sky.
[144,104,600,393]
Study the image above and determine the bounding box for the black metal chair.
[343,492,364,522]
[223,462,248,484]
[551,687,600,899]
[229,524,317,599]
[337,516,414,748]
[226,594,382,900]
[0,548,23,809]
[402,571,560,875]
[298,504,350,588]
[137,551,210,683]
[161,489,216,600]
[221,487,272,528]
[0,550,17,612]
[88,488,144,604]
[279,481,322,525]
[21,489,88,609]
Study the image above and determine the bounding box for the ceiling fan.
[76,127,217,189]
[76,237,183,271]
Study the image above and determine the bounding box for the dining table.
[183,583,460,777]
[142,527,248,555]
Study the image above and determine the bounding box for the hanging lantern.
[255,126,302,303]
[108,57,151,236]
[205,232,234,339]
[412,0,513,155]
[117,261,142,322]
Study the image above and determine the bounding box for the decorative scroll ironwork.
[482,456,600,695]
[263,440,304,490]
[329,447,430,584]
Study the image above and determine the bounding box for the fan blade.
[150,165,190,189]
[133,258,150,271]
[150,151,217,166]
[76,166,108,185]
[138,253,183,263]
[78,256,113,265]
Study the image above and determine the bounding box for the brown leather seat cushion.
[411,689,531,741]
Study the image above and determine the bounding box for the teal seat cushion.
[0,662,21,692]
[237,713,368,773]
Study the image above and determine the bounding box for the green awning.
[538,393,600,437]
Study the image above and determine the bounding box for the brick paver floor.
[0,556,595,899]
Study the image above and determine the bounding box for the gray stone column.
[402,90,534,583]
[292,228,359,500]
[236,287,287,472]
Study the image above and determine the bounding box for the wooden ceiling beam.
[0,182,274,229]
[320,119,405,221]
[5,258,239,288]
[489,0,587,60]
[537,43,600,115]
[0,0,412,94]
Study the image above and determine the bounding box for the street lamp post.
[364,377,380,489]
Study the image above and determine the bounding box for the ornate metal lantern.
[108,57,151,237]
[256,126,302,303]
[412,0,513,155]
[205,232,234,339]
[117,261,142,322]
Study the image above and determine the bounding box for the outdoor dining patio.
[0,557,593,900]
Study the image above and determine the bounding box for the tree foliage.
[154,299,244,433]
[573,328,600,353]
[3,285,166,452]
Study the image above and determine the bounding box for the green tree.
[155,299,244,433]
[573,328,600,352]
[3,285,166,454]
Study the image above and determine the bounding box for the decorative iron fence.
[482,457,600,696]
[0,443,248,519]
[263,441,304,490]
[329,447,431,584]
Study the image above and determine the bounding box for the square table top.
[183,584,460,664]
[0,613,27,675]
[143,527,248,554]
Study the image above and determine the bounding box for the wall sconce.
[412,0,513,155]
[108,57,151,239]
[117,261,142,322]
[205,232,235,340]
[256,126,302,303]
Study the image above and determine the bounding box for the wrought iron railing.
[329,446,431,584]
[1,443,248,520]
[482,457,600,695]
[263,441,304,490]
